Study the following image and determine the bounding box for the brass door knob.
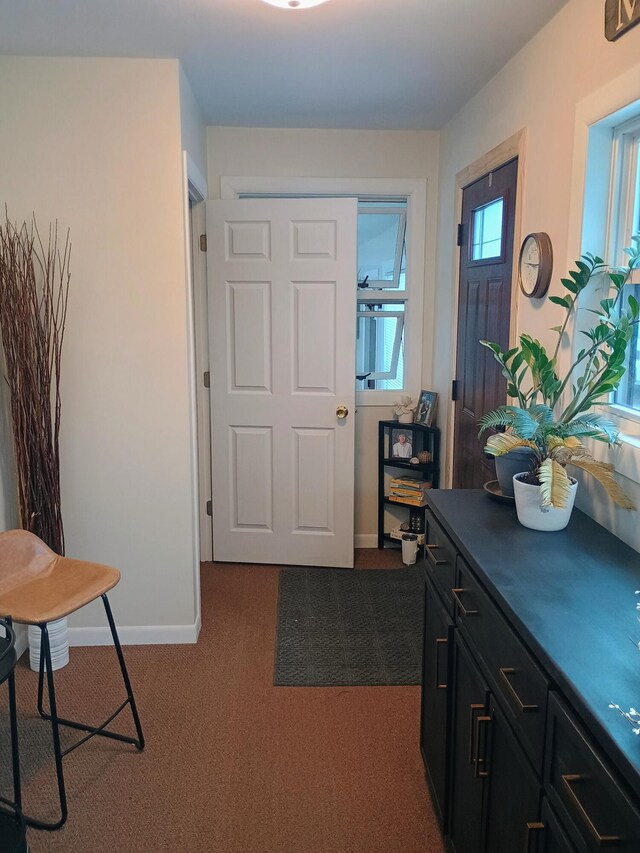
[336,405,349,419]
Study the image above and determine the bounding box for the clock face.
[518,232,552,298]
[520,236,540,293]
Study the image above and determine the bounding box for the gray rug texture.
[273,565,425,687]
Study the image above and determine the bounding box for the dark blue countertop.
[426,488,640,797]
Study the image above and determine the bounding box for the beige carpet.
[0,550,443,853]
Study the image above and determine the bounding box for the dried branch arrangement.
[0,214,70,554]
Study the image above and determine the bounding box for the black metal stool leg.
[22,597,144,830]
[36,627,46,719]
[4,616,22,811]
[101,594,144,750]
[7,670,22,810]
[23,625,68,831]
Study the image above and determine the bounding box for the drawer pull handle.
[452,588,479,617]
[468,703,484,765]
[561,774,621,845]
[425,544,447,566]
[499,667,540,713]
[435,637,448,689]
[473,714,491,779]
[525,822,545,853]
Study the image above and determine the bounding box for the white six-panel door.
[207,198,357,568]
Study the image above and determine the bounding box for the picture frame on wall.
[414,390,438,426]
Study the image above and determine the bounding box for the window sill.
[584,405,640,485]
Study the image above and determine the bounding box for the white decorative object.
[29,618,69,672]
[513,474,578,532]
[393,395,416,422]
[401,534,418,566]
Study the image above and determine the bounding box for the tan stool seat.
[0,529,143,832]
[0,530,120,625]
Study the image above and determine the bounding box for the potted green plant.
[479,238,640,530]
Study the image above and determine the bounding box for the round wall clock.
[518,232,553,298]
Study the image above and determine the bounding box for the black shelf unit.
[377,420,440,550]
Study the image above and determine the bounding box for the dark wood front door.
[452,158,517,489]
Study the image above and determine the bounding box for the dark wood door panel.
[453,159,517,489]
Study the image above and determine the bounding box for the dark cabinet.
[448,633,541,853]
[420,575,453,828]
[545,693,640,852]
[483,696,541,853]
[533,799,578,853]
[448,632,489,853]
[419,490,640,853]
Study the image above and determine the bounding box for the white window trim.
[568,68,640,490]
[219,177,427,406]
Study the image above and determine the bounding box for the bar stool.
[0,618,27,852]
[0,530,144,831]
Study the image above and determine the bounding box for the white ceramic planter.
[513,473,578,532]
[28,617,69,672]
[398,412,414,423]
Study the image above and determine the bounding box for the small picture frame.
[415,390,438,426]
[391,429,413,459]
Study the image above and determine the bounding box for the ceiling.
[0,0,569,129]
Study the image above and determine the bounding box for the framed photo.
[415,390,438,426]
[391,428,413,459]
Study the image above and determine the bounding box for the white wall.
[0,57,198,639]
[207,127,440,541]
[434,0,640,547]
[179,65,207,181]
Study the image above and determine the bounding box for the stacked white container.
[28,618,69,671]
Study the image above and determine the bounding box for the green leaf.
[549,295,571,308]
[561,277,580,294]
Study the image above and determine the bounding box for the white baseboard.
[354,534,378,548]
[68,614,201,647]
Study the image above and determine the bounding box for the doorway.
[452,157,518,489]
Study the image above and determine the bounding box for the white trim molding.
[68,615,202,647]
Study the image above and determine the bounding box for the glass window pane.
[615,283,640,408]
[471,198,504,260]
[356,304,404,389]
[357,211,405,287]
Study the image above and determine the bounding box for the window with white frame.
[608,115,640,411]
[356,201,408,391]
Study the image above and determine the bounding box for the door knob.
[336,405,349,419]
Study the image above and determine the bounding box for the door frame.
[182,151,209,634]
[445,131,526,487]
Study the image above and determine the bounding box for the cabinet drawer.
[455,557,548,773]
[424,508,457,616]
[545,692,640,851]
